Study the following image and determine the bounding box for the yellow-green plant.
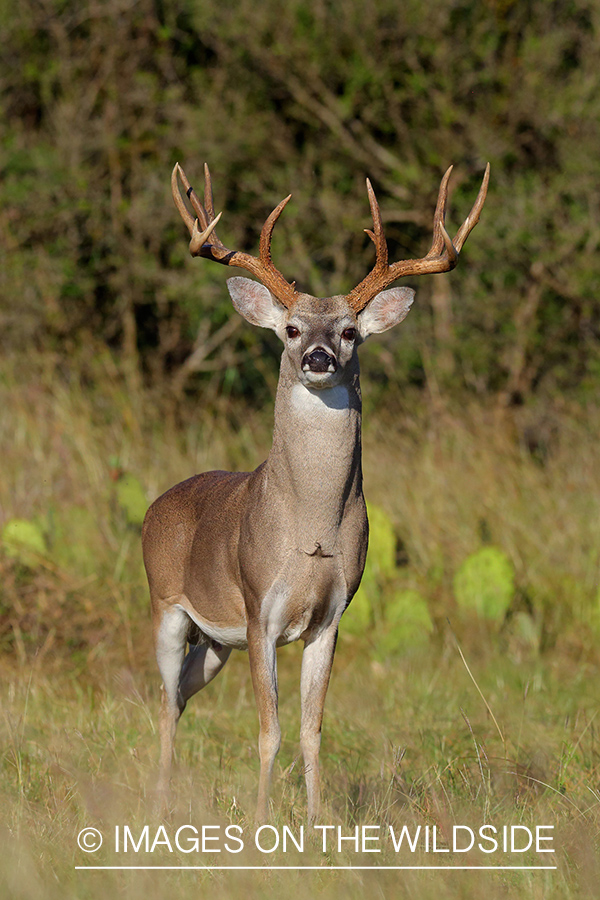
[377,588,433,657]
[1,518,47,566]
[453,546,514,622]
[49,506,103,578]
[115,473,148,527]
[344,503,433,652]
[343,502,396,634]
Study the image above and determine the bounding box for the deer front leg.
[300,622,338,823]
[247,621,281,823]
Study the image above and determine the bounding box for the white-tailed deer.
[142,160,489,821]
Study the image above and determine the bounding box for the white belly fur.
[175,599,248,649]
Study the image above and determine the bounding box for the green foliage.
[453,546,515,622]
[1,517,47,565]
[49,506,102,578]
[345,503,433,653]
[1,502,115,581]
[1,0,600,401]
[377,588,433,656]
[353,502,397,626]
[344,502,397,634]
[366,503,397,579]
[116,474,148,527]
[344,580,372,634]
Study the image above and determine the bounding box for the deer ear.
[357,286,415,338]
[226,277,287,331]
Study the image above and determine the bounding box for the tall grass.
[0,353,599,897]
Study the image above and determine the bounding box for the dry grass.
[0,354,599,898]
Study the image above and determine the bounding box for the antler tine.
[259,194,292,265]
[189,212,222,255]
[171,164,195,237]
[172,162,298,308]
[346,164,490,313]
[172,163,222,254]
[204,162,216,221]
[173,163,207,229]
[453,162,490,253]
[426,165,454,258]
[365,178,388,270]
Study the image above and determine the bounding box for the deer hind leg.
[300,622,339,823]
[179,637,231,706]
[153,604,231,800]
[154,605,189,799]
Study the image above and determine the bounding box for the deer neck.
[264,353,363,556]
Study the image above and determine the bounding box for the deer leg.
[247,622,280,823]
[178,640,231,706]
[154,607,232,801]
[300,622,339,823]
[154,606,189,798]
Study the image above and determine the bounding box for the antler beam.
[346,164,490,313]
[171,163,298,309]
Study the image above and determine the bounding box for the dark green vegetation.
[2,0,600,401]
[1,0,600,897]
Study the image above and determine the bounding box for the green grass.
[1,646,598,897]
[0,355,599,897]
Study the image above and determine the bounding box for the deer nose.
[303,347,337,373]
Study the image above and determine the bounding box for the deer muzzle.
[303,347,337,373]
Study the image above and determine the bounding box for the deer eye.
[342,327,356,341]
[286,326,300,339]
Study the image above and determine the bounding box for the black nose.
[303,348,336,373]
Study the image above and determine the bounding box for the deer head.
[171,161,490,390]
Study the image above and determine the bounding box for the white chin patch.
[303,370,334,386]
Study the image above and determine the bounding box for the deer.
[142,159,489,822]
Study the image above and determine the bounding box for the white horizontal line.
[76,865,558,871]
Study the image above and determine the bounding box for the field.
[3,1,600,896]
[1,355,599,899]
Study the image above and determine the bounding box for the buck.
[142,160,489,821]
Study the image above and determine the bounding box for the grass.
[0,352,599,898]
[2,645,599,897]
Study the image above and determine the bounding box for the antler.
[346,163,490,313]
[171,162,298,308]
